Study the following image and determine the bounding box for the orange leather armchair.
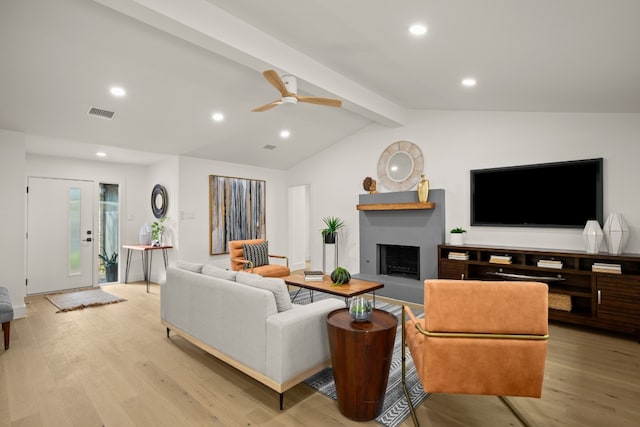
[228,239,290,278]
[402,279,549,427]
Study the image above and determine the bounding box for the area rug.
[45,289,126,312]
[293,290,427,427]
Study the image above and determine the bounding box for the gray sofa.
[160,262,344,409]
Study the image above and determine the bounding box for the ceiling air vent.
[88,107,115,120]
[263,144,277,150]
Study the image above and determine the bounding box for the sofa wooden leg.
[166,327,171,338]
[2,321,9,350]
[279,393,284,410]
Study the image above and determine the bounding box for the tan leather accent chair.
[402,279,549,426]
[228,238,290,278]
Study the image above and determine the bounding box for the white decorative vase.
[582,220,604,254]
[139,223,152,245]
[450,233,465,246]
[603,213,629,255]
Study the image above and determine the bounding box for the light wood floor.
[1,282,639,427]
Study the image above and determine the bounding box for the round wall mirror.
[386,151,414,182]
[151,184,168,218]
[377,141,424,191]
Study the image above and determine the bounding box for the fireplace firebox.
[377,244,420,280]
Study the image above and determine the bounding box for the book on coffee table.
[304,270,325,281]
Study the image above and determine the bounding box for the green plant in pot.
[450,227,467,245]
[321,216,345,244]
[330,266,351,285]
[99,251,118,282]
[151,216,166,246]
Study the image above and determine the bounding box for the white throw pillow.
[176,260,204,273]
[236,272,292,312]
[202,264,237,281]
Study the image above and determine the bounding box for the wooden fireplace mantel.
[356,202,435,211]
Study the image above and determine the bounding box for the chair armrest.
[404,305,419,324]
[268,254,289,267]
[230,257,254,272]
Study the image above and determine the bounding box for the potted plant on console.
[450,227,467,245]
[321,216,345,244]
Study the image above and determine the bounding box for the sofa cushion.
[202,264,237,281]
[176,260,204,273]
[243,241,269,268]
[236,271,292,312]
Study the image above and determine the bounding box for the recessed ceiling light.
[96,152,107,157]
[280,129,290,139]
[211,112,224,122]
[409,24,427,36]
[462,78,477,87]
[110,86,126,97]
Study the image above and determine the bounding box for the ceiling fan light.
[281,96,298,105]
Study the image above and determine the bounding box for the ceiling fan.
[252,69,342,112]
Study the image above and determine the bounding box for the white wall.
[25,152,151,283]
[288,184,308,271]
[0,130,27,318]
[287,111,640,275]
[9,110,640,310]
[176,156,288,269]
[22,151,289,295]
[146,157,180,284]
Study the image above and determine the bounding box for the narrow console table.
[327,308,397,421]
[123,244,173,293]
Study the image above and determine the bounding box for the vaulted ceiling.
[1,0,639,169]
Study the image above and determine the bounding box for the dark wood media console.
[438,244,640,340]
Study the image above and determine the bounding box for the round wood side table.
[326,308,397,421]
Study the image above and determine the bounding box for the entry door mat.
[293,290,427,427]
[45,289,127,312]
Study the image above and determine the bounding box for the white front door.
[27,177,95,295]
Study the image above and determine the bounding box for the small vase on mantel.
[417,174,429,203]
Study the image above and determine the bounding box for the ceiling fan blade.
[262,70,290,97]
[297,96,342,108]
[252,99,282,112]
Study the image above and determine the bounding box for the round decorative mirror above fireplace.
[377,141,424,191]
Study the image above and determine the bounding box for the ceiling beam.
[93,0,407,127]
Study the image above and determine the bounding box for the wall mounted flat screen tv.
[471,158,603,228]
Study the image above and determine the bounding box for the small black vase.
[324,233,336,244]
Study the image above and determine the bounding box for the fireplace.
[357,189,445,303]
[378,244,420,280]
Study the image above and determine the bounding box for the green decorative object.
[349,296,372,322]
[331,266,351,285]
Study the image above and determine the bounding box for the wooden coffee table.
[282,274,383,306]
